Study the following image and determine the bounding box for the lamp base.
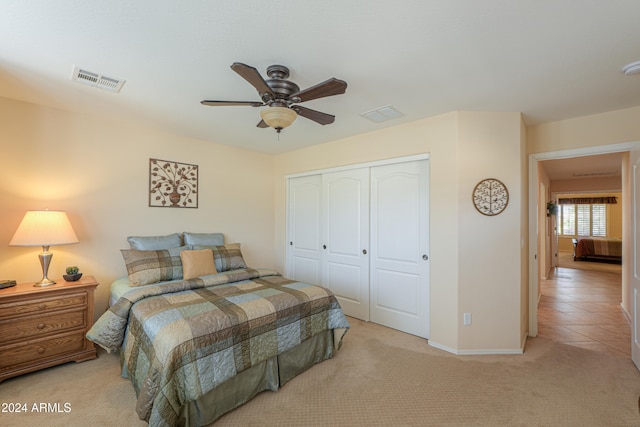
[33,246,56,287]
[34,278,56,287]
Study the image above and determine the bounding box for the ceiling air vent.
[360,105,404,123]
[72,66,125,93]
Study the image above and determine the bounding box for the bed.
[86,233,349,427]
[572,237,622,263]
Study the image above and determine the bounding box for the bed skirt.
[176,328,340,427]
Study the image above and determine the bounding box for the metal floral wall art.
[149,158,198,208]
[472,178,509,216]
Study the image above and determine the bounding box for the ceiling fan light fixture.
[260,106,297,133]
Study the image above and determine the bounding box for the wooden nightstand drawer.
[0,308,86,343]
[0,276,99,382]
[0,331,86,371]
[0,292,87,320]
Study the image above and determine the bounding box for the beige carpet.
[557,250,622,273]
[2,318,640,426]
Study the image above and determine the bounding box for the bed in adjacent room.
[572,236,622,263]
[87,232,349,427]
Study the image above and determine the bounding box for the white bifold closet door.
[287,175,323,285]
[369,160,430,338]
[322,168,371,321]
[286,158,429,338]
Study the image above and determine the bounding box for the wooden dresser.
[0,276,99,382]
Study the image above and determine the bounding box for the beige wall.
[519,117,529,347]
[274,111,526,353]
[0,97,276,316]
[528,106,640,154]
[551,176,621,193]
[456,111,524,352]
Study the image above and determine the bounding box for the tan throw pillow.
[180,249,217,280]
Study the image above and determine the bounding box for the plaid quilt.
[86,268,349,427]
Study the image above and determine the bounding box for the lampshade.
[10,210,79,287]
[10,210,79,246]
[260,106,297,133]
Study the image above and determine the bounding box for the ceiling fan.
[201,62,347,133]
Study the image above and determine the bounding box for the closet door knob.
[422,254,428,260]
[362,249,367,255]
[323,245,327,249]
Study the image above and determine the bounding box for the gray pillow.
[183,232,224,246]
[127,233,182,250]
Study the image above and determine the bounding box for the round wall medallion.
[472,178,509,216]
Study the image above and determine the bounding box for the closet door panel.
[287,175,322,285]
[376,270,419,314]
[326,262,362,302]
[322,169,370,321]
[370,160,429,338]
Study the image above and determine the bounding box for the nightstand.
[0,275,99,382]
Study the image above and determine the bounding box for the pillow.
[193,243,247,272]
[127,233,182,250]
[180,249,217,280]
[183,232,224,246]
[121,246,189,286]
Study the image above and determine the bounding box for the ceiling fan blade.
[257,119,269,128]
[231,62,274,99]
[201,100,264,107]
[292,106,335,125]
[290,78,347,103]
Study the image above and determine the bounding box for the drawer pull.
[37,323,46,330]
[37,347,45,354]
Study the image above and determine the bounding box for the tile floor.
[538,264,630,358]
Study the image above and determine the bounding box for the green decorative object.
[63,266,82,282]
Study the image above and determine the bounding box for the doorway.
[536,156,627,356]
[528,142,636,342]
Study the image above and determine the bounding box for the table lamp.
[9,210,79,286]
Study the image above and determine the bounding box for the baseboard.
[620,303,631,323]
[427,340,457,354]
[455,348,524,355]
[428,340,524,356]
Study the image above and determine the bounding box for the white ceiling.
[2,1,640,154]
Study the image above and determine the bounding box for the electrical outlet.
[463,313,472,325]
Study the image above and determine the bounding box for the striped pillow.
[193,243,247,272]
[121,246,189,286]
